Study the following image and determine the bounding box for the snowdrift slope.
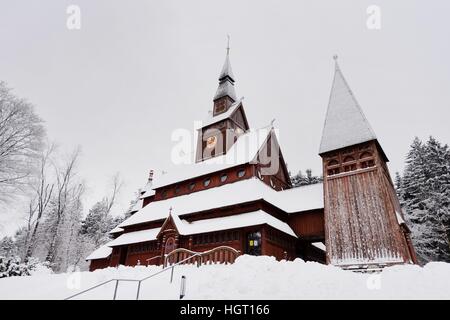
[0,255,449,300]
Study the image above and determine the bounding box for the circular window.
[237,169,246,178]
[203,178,211,187]
[220,174,228,183]
[188,182,195,191]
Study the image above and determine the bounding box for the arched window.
[360,152,375,168]
[175,185,181,195]
[343,156,355,163]
[188,182,195,191]
[203,178,211,187]
[161,190,167,199]
[360,159,375,169]
[270,178,275,188]
[328,159,339,167]
[257,170,262,180]
[237,168,246,178]
[360,152,372,159]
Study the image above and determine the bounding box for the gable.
[255,130,291,188]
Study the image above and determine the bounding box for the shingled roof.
[319,57,377,154]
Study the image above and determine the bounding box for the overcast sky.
[1,0,450,236]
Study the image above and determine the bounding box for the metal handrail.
[65,246,241,300]
[65,253,202,300]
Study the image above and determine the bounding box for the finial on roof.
[148,170,154,182]
[226,34,230,55]
[169,206,173,215]
[333,54,340,70]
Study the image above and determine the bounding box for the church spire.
[319,55,377,154]
[214,35,237,102]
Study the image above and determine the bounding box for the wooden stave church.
[86,50,418,271]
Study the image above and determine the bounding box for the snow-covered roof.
[140,181,155,199]
[108,228,160,247]
[86,244,113,260]
[119,178,323,228]
[109,226,124,234]
[312,242,326,251]
[130,199,143,213]
[319,59,377,154]
[174,210,297,238]
[214,51,237,101]
[214,78,237,101]
[219,51,234,81]
[269,183,323,213]
[152,126,273,189]
[200,98,243,128]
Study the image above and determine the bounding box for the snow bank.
[0,255,449,300]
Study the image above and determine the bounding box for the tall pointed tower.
[196,39,250,162]
[319,56,417,268]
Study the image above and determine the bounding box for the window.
[327,168,340,176]
[328,159,339,167]
[360,152,372,159]
[203,178,211,187]
[361,159,375,169]
[175,185,181,195]
[161,190,167,199]
[220,173,228,183]
[343,156,355,163]
[189,182,195,191]
[270,178,275,188]
[237,168,246,178]
[257,170,263,180]
[360,152,375,169]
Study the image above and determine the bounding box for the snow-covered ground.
[0,255,449,300]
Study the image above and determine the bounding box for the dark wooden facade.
[321,140,417,267]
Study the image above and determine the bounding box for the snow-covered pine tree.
[399,136,450,264]
[290,169,322,188]
[80,199,116,247]
[0,237,15,257]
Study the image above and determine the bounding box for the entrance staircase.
[65,246,240,300]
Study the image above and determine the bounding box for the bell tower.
[319,56,417,268]
[196,38,249,162]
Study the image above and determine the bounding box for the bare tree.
[23,143,55,259]
[105,172,123,215]
[45,147,84,266]
[0,82,45,202]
